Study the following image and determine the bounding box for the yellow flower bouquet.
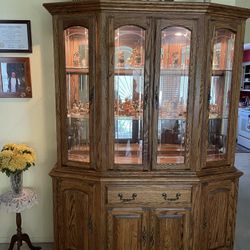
[0,143,36,177]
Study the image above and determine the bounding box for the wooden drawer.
[107,185,192,205]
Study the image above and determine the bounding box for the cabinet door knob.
[162,192,181,201]
[149,229,154,247]
[202,216,207,229]
[88,215,93,233]
[142,226,147,246]
[118,193,137,202]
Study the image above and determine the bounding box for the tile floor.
[0,153,249,250]
[234,153,250,250]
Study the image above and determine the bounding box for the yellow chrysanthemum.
[23,153,35,165]
[0,143,36,176]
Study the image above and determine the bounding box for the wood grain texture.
[202,180,236,250]
[205,20,242,169]
[107,208,148,250]
[56,179,96,250]
[150,209,191,250]
[45,2,248,249]
[152,18,198,171]
[107,14,152,171]
[107,185,191,205]
[63,189,89,249]
[43,2,250,20]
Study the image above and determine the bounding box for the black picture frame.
[0,20,32,53]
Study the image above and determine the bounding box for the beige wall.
[0,0,249,244]
[0,0,67,243]
[212,0,236,6]
[236,0,250,43]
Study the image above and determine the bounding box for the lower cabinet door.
[203,180,237,250]
[57,179,95,250]
[150,208,191,250]
[107,208,149,250]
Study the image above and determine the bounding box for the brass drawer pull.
[162,192,181,201]
[118,193,137,202]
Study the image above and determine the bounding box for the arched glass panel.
[157,27,191,164]
[64,26,89,163]
[207,29,235,162]
[114,25,145,165]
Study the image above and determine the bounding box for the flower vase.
[10,172,23,195]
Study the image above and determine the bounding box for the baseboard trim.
[0,236,53,243]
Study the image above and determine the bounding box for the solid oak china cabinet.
[44,0,250,249]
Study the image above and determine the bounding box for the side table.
[0,188,41,250]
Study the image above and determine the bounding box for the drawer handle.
[162,192,181,201]
[118,193,137,202]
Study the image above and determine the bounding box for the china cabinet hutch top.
[44,1,250,250]
[44,0,250,175]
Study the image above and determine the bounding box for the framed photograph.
[0,57,32,98]
[0,20,32,53]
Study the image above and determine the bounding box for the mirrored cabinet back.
[44,1,250,249]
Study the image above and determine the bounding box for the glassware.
[157,27,191,164]
[114,25,145,165]
[64,26,90,163]
[10,172,23,195]
[207,29,235,162]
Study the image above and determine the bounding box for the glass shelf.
[113,25,145,165]
[66,68,89,74]
[64,26,90,164]
[157,26,191,164]
[207,29,235,162]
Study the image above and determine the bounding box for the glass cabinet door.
[207,29,235,162]
[156,26,191,165]
[113,25,145,165]
[64,26,90,163]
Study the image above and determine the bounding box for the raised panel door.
[57,180,95,250]
[107,208,148,250]
[150,208,191,250]
[203,181,236,250]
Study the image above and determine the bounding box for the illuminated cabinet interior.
[44,1,250,249]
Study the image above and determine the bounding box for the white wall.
[212,0,236,6]
[0,0,249,244]
[236,0,250,43]
[0,0,67,243]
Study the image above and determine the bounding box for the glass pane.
[64,26,90,163]
[157,27,191,164]
[114,25,145,165]
[207,29,235,162]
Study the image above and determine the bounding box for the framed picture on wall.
[0,57,32,98]
[0,20,32,53]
